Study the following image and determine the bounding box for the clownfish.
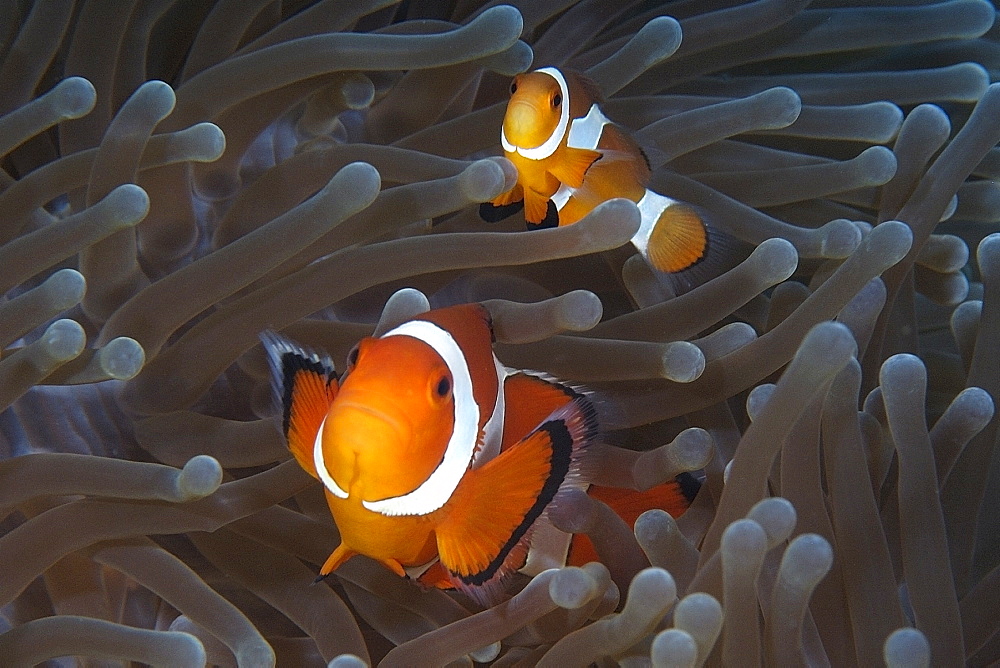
[262,304,697,602]
[483,66,726,284]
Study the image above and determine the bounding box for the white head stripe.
[567,104,610,151]
[362,320,479,516]
[501,127,516,152]
[499,67,570,161]
[313,416,348,499]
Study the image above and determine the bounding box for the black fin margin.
[526,199,560,231]
[660,221,751,295]
[457,417,575,588]
[259,331,337,437]
[479,200,523,223]
[675,471,702,504]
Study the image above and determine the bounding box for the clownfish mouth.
[502,101,552,150]
[332,399,411,447]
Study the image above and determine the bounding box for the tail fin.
[660,219,748,295]
[259,331,339,478]
[567,473,702,567]
[635,193,748,294]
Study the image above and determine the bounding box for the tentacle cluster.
[1,1,999,665]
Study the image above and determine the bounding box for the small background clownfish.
[482,66,738,290]
[262,304,699,603]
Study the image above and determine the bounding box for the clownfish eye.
[552,93,562,107]
[510,80,517,94]
[435,376,451,398]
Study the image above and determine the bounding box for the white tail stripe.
[500,67,571,161]
[362,320,479,516]
[313,416,349,499]
[631,189,680,256]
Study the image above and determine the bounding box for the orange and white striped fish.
[483,66,725,284]
[262,304,698,602]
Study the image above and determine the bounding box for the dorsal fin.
[562,69,606,117]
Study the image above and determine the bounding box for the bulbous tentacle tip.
[178,454,223,500]
[52,76,97,119]
[884,628,931,668]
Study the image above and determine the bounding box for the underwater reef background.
[1,0,1000,665]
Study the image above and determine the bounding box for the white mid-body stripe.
[361,320,480,517]
[566,103,609,150]
[550,103,610,214]
[551,184,574,211]
[473,357,508,469]
[313,416,349,499]
[631,189,680,257]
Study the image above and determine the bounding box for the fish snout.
[504,100,553,150]
[322,399,411,493]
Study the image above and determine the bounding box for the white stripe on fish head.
[500,67,571,161]
[361,319,480,516]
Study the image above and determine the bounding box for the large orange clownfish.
[262,304,697,602]
[483,66,726,284]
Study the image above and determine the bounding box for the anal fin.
[415,560,455,590]
[525,199,559,231]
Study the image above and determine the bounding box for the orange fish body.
[262,303,697,601]
[487,67,713,277]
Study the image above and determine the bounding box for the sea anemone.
[1,1,999,665]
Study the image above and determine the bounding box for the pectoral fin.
[435,398,597,603]
[548,147,600,188]
[523,187,552,225]
[260,332,338,478]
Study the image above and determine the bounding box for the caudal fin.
[636,195,748,294]
[645,201,709,274]
[567,472,702,567]
[259,331,339,478]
